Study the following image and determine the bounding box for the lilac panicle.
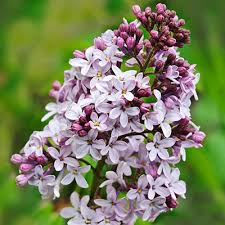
[11,3,205,224]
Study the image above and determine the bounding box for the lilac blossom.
[11,3,205,225]
[61,165,90,188]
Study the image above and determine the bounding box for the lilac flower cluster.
[11,3,205,224]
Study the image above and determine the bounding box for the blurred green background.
[0,0,225,224]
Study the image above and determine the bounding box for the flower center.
[122,88,127,94]
[97,71,102,77]
[94,121,100,126]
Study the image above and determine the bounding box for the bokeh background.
[0,0,225,224]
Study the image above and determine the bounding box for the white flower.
[70,46,95,75]
[61,164,90,188]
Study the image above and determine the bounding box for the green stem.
[90,157,106,202]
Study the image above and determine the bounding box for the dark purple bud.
[156,14,164,23]
[129,23,137,34]
[79,116,87,124]
[175,33,184,41]
[116,37,125,49]
[132,5,142,15]
[166,196,178,208]
[19,163,34,173]
[73,50,85,59]
[120,32,128,40]
[144,7,151,17]
[192,131,206,144]
[137,88,151,97]
[136,29,143,39]
[140,103,151,113]
[114,29,120,36]
[78,130,88,137]
[11,154,24,164]
[126,37,135,49]
[178,67,187,76]
[16,174,29,187]
[179,118,190,126]
[155,60,164,70]
[28,153,36,161]
[144,41,152,50]
[84,105,94,116]
[167,38,176,47]
[52,80,61,91]
[83,122,91,131]
[156,3,166,14]
[167,54,176,63]
[178,19,185,26]
[119,24,129,32]
[135,43,143,53]
[71,123,83,132]
[94,37,105,50]
[150,30,158,39]
[133,97,144,106]
[36,156,47,165]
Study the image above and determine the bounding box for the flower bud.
[52,80,61,91]
[120,32,128,40]
[132,5,141,15]
[140,103,151,113]
[166,196,178,208]
[145,7,151,17]
[129,23,137,34]
[156,3,166,14]
[84,105,94,116]
[73,50,85,58]
[78,130,88,137]
[192,131,206,144]
[137,88,151,97]
[116,37,125,49]
[49,89,58,99]
[94,37,105,50]
[11,154,24,164]
[20,163,34,173]
[16,174,29,187]
[150,30,158,39]
[126,37,135,49]
[71,123,83,132]
[165,96,176,109]
[167,38,176,47]
[83,122,91,131]
[36,156,47,165]
[79,116,87,124]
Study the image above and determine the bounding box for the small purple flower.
[127,175,148,200]
[48,147,78,171]
[89,112,108,131]
[146,132,175,161]
[61,164,90,188]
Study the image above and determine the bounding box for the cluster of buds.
[11,3,205,225]
[114,19,143,56]
[133,3,190,50]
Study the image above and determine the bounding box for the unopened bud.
[20,163,34,173]
[84,105,94,116]
[167,38,176,47]
[73,50,85,58]
[126,37,135,49]
[150,30,158,39]
[52,80,61,91]
[192,131,206,144]
[78,130,88,137]
[166,196,178,208]
[140,103,151,113]
[94,37,105,50]
[11,154,24,164]
[137,88,151,97]
[71,123,83,132]
[16,174,29,187]
[156,3,166,14]
[116,37,125,49]
[132,5,141,15]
